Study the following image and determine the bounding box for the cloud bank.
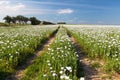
[57,9,74,14]
[0,1,25,15]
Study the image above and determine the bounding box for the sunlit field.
[65,25,120,72]
[0,25,58,79]
[0,25,120,80]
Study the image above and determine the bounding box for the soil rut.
[5,32,57,80]
[69,35,120,80]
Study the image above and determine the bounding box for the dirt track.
[5,29,57,80]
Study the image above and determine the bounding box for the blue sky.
[0,0,120,24]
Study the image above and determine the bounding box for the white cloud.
[0,1,25,15]
[0,1,10,5]
[23,1,112,10]
[21,8,56,15]
[5,3,25,11]
[0,1,56,16]
[57,9,74,14]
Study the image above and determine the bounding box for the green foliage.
[3,15,29,24]
[0,26,58,79]
[22,27,79,80]
[42,21,54,25]
[29,17,41,25]
[76,60,84,78]
[66,25,120,73]
[90,62,101,69]
[0,22,9,27]
[3,15,54,26]
[3,15,12,24]
[57,22,66,24]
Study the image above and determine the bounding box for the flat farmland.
[0,25,120,80]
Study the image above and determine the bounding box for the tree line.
[3,15,54,25]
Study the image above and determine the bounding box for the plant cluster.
[0,26,57,79]
[22,27,80,80]
[66,25,120,73]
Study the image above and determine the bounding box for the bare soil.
[70,36,120,80]
[5,34,56,80]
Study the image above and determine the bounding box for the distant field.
[0,22,9,27]
[0,25,120,80]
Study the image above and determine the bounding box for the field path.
[68,33,120,80]
[5,29,58,80]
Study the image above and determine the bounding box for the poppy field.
[0,25,120,80]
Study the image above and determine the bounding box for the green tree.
[23,17,29,24]
[42,21,54,25]
[29,17,40,25]
[16,15,24,24]
[11,17,17,24]
[57,22,66,24]
[3,15,12,24]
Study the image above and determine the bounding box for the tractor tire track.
[67,32,120,80]
[5,28,59,80]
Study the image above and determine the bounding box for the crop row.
[0,26,58,79]
[22,27,81,80]
[65,25,120,72]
